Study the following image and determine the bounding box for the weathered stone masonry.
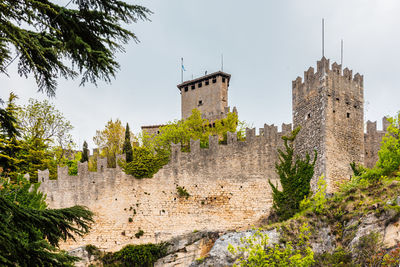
[39,127,292,252]
[39,58,390,252]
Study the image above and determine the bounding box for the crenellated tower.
[293,57,364,192]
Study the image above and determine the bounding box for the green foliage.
[135,229,144,239]
[17,98,74,151]
[0,174,47,210]
[120,147,169,178]
[176,186,190,198]
[314,246,353,266]
[61,151,82,176]
[0,93,20,138]
[81,141,89,163]
[0,94,22,176]
[124,109,244,179]
[123,123,133,163]
[228,223,314,267]
[142,109,241,152]
[0,175,94,266]
[17,137,58,181]
[358,113,400,181]
[102,243,168,267]
[300,176,327,215]
[353,232,382,266]
[376,114,400,176]
[0,0,151,96]
[269,127,317,221]
[85,244,101,258]
[94,119,126,168]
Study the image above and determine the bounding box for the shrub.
[360,113,400,181]
[269,127,317,221]
[314,246,353,266]
[103,243,168,267]
[228,223,314,266]
[135,229,144,238]
[176,186,190,198]
[353,232,382,266]
[300,176,327,215]
[85,244,101,258]
[120,147,169,178]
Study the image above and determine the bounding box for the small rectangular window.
[191,85,195,90]
[222,77,226,83]
[212,78,217,83]
[184,86,188,92]
[198,82,202,88]
[198,100,203,106]
[205,80,209,85]
[347,113,350,118]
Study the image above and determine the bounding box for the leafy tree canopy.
[0,0,151,96]
[93,118,136,168]
[17,98,74,149]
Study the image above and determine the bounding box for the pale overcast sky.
[1,0,400,149]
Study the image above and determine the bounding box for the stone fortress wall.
[39,126,293,252]
[38,58,391,253]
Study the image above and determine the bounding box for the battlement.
[39,123,291,190]
[366,117,390,134]
[39,124,292,251]
[364,117,389,168]
[292,57,363,104]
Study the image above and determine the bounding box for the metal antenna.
[181,57,183,83]
[221,54,224,71]
[341,39,344,66]
[322,18,325,58]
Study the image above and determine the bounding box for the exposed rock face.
[155,231,220,267]
[190,229,280,267]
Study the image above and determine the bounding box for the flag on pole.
[181,62,186,71]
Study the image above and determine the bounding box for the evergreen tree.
[0,1,151,96]
[81,141,89,163]
[123,123,133,163]
[0,93,21,176]
[269,127,317,221]
[0,175,93,266]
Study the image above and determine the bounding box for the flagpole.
[181,57,183,83]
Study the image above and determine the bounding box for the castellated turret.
[293,57,364,193]
[177,71,231,122]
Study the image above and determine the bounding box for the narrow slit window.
[347,112,350,118]
[222,77,226,83]
[198,82,202,88]
[307,113,311,119]
[205,80,209,85]
[191,85,195,90]
[184,86,188,92]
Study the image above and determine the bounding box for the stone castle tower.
[177,71,231,121]
[293,57,365,192]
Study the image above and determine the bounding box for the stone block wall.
[293,57,365,192]
[364,117,389,168]
[39,125,291,252]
